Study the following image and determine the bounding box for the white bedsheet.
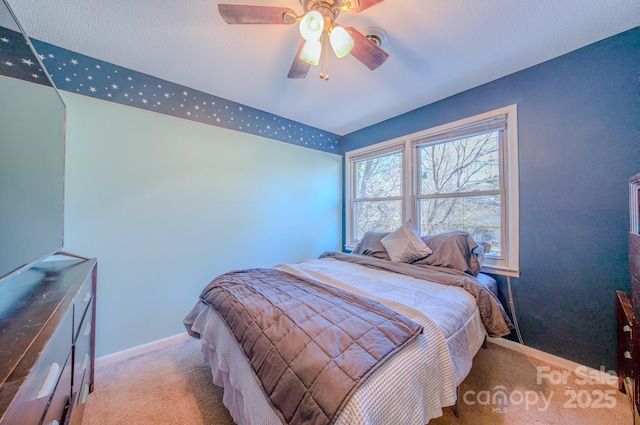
[185,258,487,425]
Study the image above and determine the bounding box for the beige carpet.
[82,337,632,425]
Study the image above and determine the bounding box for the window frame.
[346,142,408,241]
[345,104,519,276]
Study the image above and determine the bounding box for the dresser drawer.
[617,291,635,397]
[72,273,94,341]
[0,308,72,425]
[67,370,91,425]
[73,302,93,390]
[40,355,71,425]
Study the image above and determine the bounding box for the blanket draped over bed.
[194,267,423,425]
[319,251,513,337]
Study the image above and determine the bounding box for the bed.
[184,225,513,425]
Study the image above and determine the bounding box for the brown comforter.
[197,268,423,425]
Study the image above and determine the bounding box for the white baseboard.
[94,333,618,389]
[489,337,618,388]
[95,332,192,368]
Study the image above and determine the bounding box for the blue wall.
[343,28,640,370]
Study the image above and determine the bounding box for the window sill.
[481,264,520,278]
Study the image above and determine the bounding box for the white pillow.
[381,220,432,263]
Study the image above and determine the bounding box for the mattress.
[184,257,488,424]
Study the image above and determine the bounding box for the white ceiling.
[6,0,639,135]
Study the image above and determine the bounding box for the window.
[346,105,519,276]
[350,145,404,240]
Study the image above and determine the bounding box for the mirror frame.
[0,0,67,285]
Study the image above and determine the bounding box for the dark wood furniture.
[0,256,97,425]
[620,172,640,424]
[630,232,640,424]
[617,290,635,397]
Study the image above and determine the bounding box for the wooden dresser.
[620,172,640,424]
[630,232,640,424]
[0,256,97,425]
[617,290,636,403]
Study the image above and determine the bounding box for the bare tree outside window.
[353,151,402,240]
[417,131,502,255]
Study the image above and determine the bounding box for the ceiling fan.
[218,0,389,79]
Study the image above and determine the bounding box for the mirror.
[0,0,67,285]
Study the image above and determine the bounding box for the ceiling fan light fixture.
[216,1,390,79]
[329,25,354,58]
[300,39,322,65]
[299,10,324,41]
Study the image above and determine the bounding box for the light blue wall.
[62,93,342,357]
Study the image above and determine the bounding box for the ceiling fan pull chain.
[320,33,330,80]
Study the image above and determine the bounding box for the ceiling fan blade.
[218,4,298,25]
[346,0,385,14]
[345,27,389,70]
[287,40,311,79]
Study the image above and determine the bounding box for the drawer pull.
[83,322,92,336]
[49,421,59,425]
[37,362,60,399]
[81,352,90,371]
[625,351,633,359]
[624,324,632,333]
[80,383,90,405]
[82,292,92,303]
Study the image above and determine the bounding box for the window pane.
[419,131,500,195]
[417,195,501,256]
[354,200,402,240]
[355,152,402,198]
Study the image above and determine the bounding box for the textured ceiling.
[6,0,639,135]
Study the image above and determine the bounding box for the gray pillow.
[352,229,483,276]
[412,231,480,276]
[381,220,432,262]
[351,231,391,260]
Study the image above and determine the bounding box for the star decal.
[0,26,339,153]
